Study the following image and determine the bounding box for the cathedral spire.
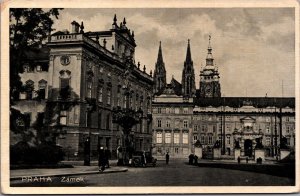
[206,35,214,66]
[185,39,192,64]
[157,41,164,64]
[153,41,166,95]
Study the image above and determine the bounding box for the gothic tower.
[199,36,221,98]
[153,41,166,95]
[181,39,196,97]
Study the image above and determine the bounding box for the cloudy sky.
[52,8,295,97]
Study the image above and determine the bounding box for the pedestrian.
[166,152,170,165]
[194,155,198,165]
[237,156,241,164]
[98,147,105,172]
[105,147,110,168]
[141,151,147,167]
[246,157,249,163]
[188,154,194,165]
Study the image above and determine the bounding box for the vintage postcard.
[1,0,299,194]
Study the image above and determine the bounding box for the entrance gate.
[244,139,253,157]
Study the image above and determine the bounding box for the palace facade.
[152,38,295,159]
[12,16,153,160]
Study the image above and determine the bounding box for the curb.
[10,168,128,181]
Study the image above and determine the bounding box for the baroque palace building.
[12,15,154,160]
[152,37,295,159]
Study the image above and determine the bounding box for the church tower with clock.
[199,36,221,98]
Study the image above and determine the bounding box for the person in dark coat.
[104,147,111,168]
[188,154,194,165]
[98,147,105,171]
[141,151,147,167]
[166,152,170,165]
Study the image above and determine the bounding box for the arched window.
[25,80,34,100]
[38,79,47,99]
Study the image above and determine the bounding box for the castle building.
[152,37,295,158]
[12,16,154,160]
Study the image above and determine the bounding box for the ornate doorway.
[244,139,253,157]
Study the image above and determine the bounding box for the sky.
[52,8,295,97]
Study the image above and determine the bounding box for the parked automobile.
[131,151,157,167]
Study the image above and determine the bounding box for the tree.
[9,8,63,103]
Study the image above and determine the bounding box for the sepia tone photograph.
[1,0,299,194]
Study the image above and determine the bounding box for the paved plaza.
[11,159,294,186]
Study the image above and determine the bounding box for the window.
[124,95,127,108]
[226,136,230,144]
[175,108,180,114]
[201,135,205,144]
[286,117,290,122]
[166,108,170,114]
[98,87,103,102]
[266,126,270,134]
[87,81,92,98]
[136,94,139,110]
[156,132,162,143]
[183,120,188,128]
[25,80,34,100]
[194,125,198,132]
[265,137,271,146]
[107,88,111,105]
[59,70,71,99]
[157,108,161,114]
[175,147,179,154]
[117,86,121,107]
[60,110,67,125]
[38,80,47,99]
[174,133,180,144]
[193,134,198,143]
[213,125,216,133]
[287,137,290,146]
[175,119,180,128]
[106,114,110,130]
[166,119,171,128]
[165,132,171,144]
[208,135,213,144]
[183,132,188,144]
[286,126,290,134]
[157,119,162,128]
[266,117,270,122]
[98,112,102,129]
[183,108,188,114]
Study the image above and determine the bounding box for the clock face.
[60,55,70,66]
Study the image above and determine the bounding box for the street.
[11,159,294,186]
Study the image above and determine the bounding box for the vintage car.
[131,151,157,167]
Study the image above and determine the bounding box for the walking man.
[166,152,170,165]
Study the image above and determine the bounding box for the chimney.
[71,21,80,33]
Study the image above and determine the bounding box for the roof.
[194,97,295,108]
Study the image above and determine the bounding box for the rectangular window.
[166,120,171,128]
[107,89,111,105]
[183,132,188,144]
[286,117,290,122]
[194,125,198,132]
[60,110,67,125]
[226,136,230,144]
[165,132,171,144]
[213,125,216,133]
[87,81,92,98]
[175,108,180,114]
[201,135,205,144]
[183,120,188,128]
[183,108,188,114]
[157,119,162,128]
[166,108,170,114]
[98,87,103,102]
[157,108,161,114]
[175,119,180,128]
[286,126,290,134]
[193,134,198,143]
[156,132,162,143]
[208,135,213,144]
[201,125,206,132]
[265,137,271,146]
[174,133,180,144]
[287,137,290,146]
[266,126,270,133]
[175,147,179,154]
